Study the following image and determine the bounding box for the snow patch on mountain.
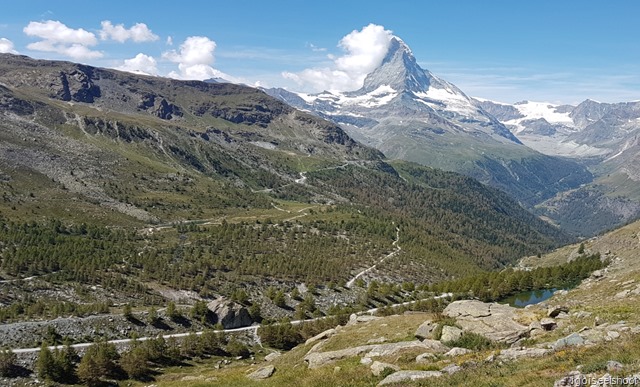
[511,101,574,125]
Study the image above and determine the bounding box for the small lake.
[501,288,557,308]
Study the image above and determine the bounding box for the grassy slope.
[146,221,640,387]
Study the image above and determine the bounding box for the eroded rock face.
[206,298,252,329]
[442,300,530,344]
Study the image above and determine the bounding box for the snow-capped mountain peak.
[265,34,521,144]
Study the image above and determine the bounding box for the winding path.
[345,226,402,288]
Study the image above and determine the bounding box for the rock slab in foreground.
[248,365,275,380]
[378,370,443,386]
[442,300,530,344]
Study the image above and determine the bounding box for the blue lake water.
[501,288,557,308]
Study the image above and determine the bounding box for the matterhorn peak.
[358,36,431,94]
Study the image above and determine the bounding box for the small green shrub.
[443,331,496,351]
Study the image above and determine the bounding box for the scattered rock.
[415,352,436,364]
[334,366,341,373]
[360,357,373,365]
[591,270,605,279]
[607,331,620,340]
[367,336,387,344]
[305,328,337,345]
[552,333,585,350]
[248,365,275,380]
[548,306,570,318]
[554,371,586,387]
[378,370,443,386]
[498,347,552,361]
[348,314,380,325]
[415,320,436,340]
[445,347,471,357]
[441,364,463,375]
[540,318,557,331]
[606,360,623,372]
[615,290,631,299]
[574,311,592,319]
[370,361,400,376]
[594,316,604,326]
[440,325,463,343]
[264,352,281,362]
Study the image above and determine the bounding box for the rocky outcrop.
[206,298,252,329]
[305,328,337,346]
[378,370,442,386]
[442,300,530,344]
[304,340,447,369]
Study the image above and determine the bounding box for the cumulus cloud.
[99,21,159,43]
[0,38,18,54]
[116,53,158,75]
[162,36,231,80]
[283,23,394,92]
[23,20,102,60]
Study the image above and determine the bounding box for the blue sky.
[1,1,639,104]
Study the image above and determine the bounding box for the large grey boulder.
[552,333,585,350]
[378,370,443,385]
[415,320,436,340]
[442,300,530,344]
[370,361,400,376]
[248,365,275,380]
[207,298,252,329]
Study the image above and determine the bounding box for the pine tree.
[0,349,17,377]
[36,343,55,381]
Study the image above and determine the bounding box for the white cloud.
[0,38,18,54]
[162,36,229,80]
[24,20,96,45]
[283,24,394,92]
[116,53,158,75]
[23,20,102,60]
[166,36,173,46]
[99,21,159,43]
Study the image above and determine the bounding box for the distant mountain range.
[477,98,640,235]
